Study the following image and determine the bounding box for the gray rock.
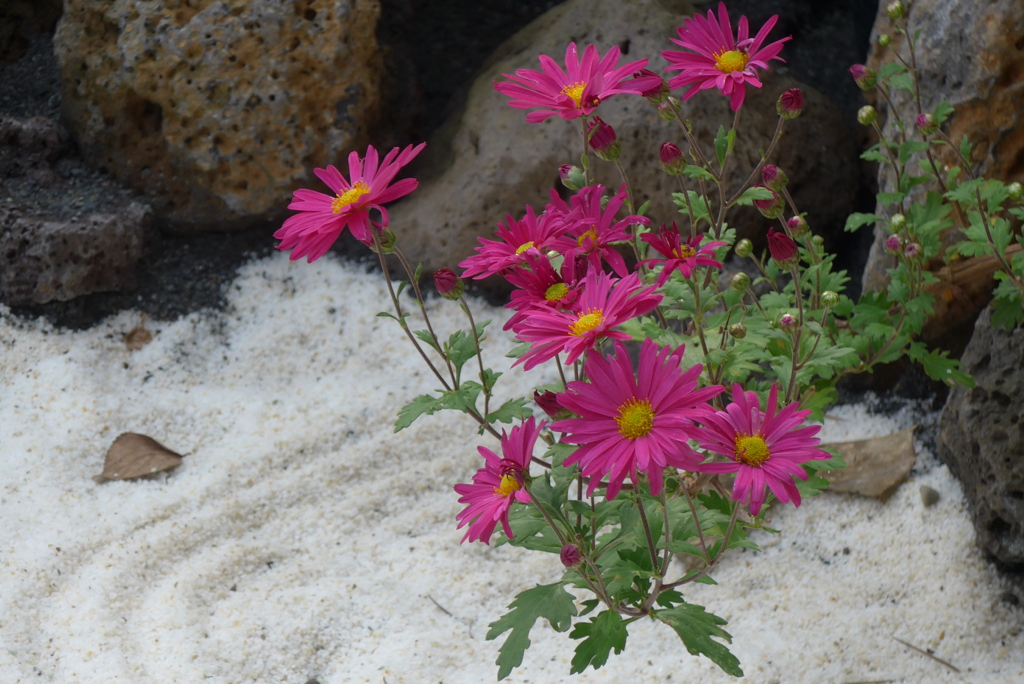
[390,0,859,277]
[0,201,151,305]
[937,307,1024,566]
[860,0,1024,298]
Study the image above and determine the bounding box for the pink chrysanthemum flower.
[553,339,723,500]
[503,252,584,331]
[454,417,545,544]
[550,185,647,278]
[663,2,790,111]
[459,205,564,280]
[274,143,426,262]
[692,384,830,515]
[494,43,661,123]
[511,269,662,371]
[639,222,727,286]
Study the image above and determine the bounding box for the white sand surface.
[1,252,1022,683]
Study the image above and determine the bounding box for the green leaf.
[569,611,629,674]
[486,397,534,427]
[889,72,915,93]
[876,191,905,206]
[733,185,774,206]
[714,125,728,166]
[683,164,716,181]
[487,583,578,680]
[844,212,883,233]
[652,604,743,676]
[933,101,955,124]
[959,134,973,162]
[412,328,441,352]
[394,393,442,432]
[877,62,908,79]
[907,342,974,387]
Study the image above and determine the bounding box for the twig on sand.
[426,594,453,617]
[892,636,961,673]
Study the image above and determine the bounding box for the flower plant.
[275,1,1022,678]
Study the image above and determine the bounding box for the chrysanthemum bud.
[811,235,824,247]
[857,105,878,126]
[634,68,670,104]
[779,312,797,331]
[849,64,877,91]
[786,215,809,237]
[878,33,891,47]
[370,227,397,254]
[767,227,798,263]
[884,234,903,254]
[821,290,840,308]
[776,88,804,120]
[657,98,679,121]
[560,544,582,568]
[735,238,754,258]
[730,272,751,292]
[433,267,464,300]
[560,164,586,191]
[753,185,785,219]
[916,113,938,136]
[885,0,906,20]
[761,165,789,192]
[534,390,565,419]
[1009,182,1024,201]
[728,322,747,339]
[890,213,906,230]
[903,242,921,259]
[659,142,686,175]
[587,116,620,161]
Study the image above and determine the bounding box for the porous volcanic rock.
[859,0,1024,305]
[937,307,1024,569]
[0,202,152,305]
[53,0,381,231]
[388,0,859,278]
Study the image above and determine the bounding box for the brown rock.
[822,425,917,500]
[860,0,1024,304]
[0,201,151,305]
[389,0,859,277]
[53,0,382,230]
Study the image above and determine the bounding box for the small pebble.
[919,485,940,507]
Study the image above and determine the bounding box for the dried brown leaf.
[125,315,153,351]
[822,425,917,500]
[94,433,183,483]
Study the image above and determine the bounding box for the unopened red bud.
[587,116,620,161]
[753,185,785,219]
[633,68,669,104]
[534,390,563,419]
[434,267,464,300]
[560,544,582,567]
[786,215,808,237]
[659,142,686,175]
[776,88,803,120]
[779,313,797,331]
[916,113,938,136]
[767,227,798,263]
[560,164,586,191]
[885,235,903,254]
[761,165,789,192]
[849,64,877,91]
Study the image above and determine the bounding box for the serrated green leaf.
[959,134,972,162]
[683,164,717,181]
[394,393,442,432]
[889,72,915,92]
[877,62,908,79]
[876,191,905,206]
[487,583,578,680]
[569,611,628,674]
[844,212,883,233]
[486,397,534,427]
[933,101,955,124]
[412,328,441,352]
[652,604,743,676]
[733,185,774,206]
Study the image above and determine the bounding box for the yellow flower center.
[515,241,536,255]
[545,282,569,302]
[331,180,371,213]
[672,245,697,260]
[494,472,521,498]
[735,434,771,466]
[570,308,603,336]
[561,81,587,108]
[714,49,750,73]
[615,398,655,439]
[576,229,599,250]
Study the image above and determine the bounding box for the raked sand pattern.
[1,253,1022,683]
